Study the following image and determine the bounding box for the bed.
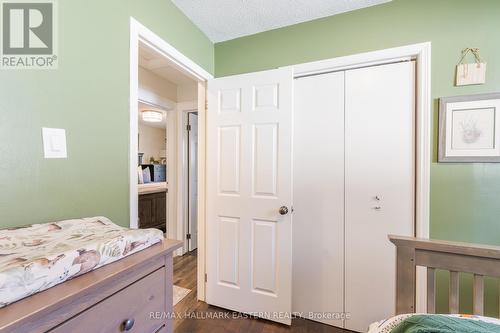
[368,235,500,333]
[0,217,182,333]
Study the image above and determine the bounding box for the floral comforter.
[0,216,164,308]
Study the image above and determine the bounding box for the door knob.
[279,206,289,215]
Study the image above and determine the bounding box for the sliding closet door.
[293,72,345,327]
[344,62,415,332]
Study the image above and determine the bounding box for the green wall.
[215,0,500,315]
[0,0,213,227]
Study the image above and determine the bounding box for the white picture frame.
[439,93,500,162]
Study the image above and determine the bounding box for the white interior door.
[188,112,198,251]
[293,72,345,327]
[344,61,415,332]
[206,68,293,324]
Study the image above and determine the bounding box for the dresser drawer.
[50,268,166,333]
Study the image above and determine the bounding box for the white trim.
[196,81,207,301]
[138,98,173,111]
[131,18,213,82]
[129,17,211,301]
[166,109,178,243]
[138,88,176,110]
[129,19,140,230]
[293,43,427,78]
[289,42,432,313]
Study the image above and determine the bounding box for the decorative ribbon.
[458,48,483,65]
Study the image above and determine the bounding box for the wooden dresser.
[0,239,182,333]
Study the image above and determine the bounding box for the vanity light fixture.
[142,110,163,123]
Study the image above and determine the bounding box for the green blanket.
[392,315,500,333]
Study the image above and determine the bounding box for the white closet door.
[293,72,345,327]
[206,68,293,324]
[344,61,415,332]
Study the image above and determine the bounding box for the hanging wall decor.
[455,48,486,86]
[439,92,500,162]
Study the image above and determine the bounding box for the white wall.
[139,67,178,102]
[177,83,197,102]
[139,123,165,163]
[139,66,197,103]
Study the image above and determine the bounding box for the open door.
[188,112,199,251]
[206,68,293,324]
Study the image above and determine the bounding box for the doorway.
[136,39,201,242]
[137,100,169,233]
[129,17,212,304]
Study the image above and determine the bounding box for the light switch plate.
[42,128,67,158]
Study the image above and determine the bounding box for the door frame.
[290,42,431,312]
[129,17,213,301]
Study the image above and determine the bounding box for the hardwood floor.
[173,251,350,333]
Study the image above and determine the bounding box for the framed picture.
[439,93,500,162]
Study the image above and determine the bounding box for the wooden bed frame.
[390,235,500,317]
[0,239,182,333]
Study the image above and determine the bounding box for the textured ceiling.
[171,0,391,42]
